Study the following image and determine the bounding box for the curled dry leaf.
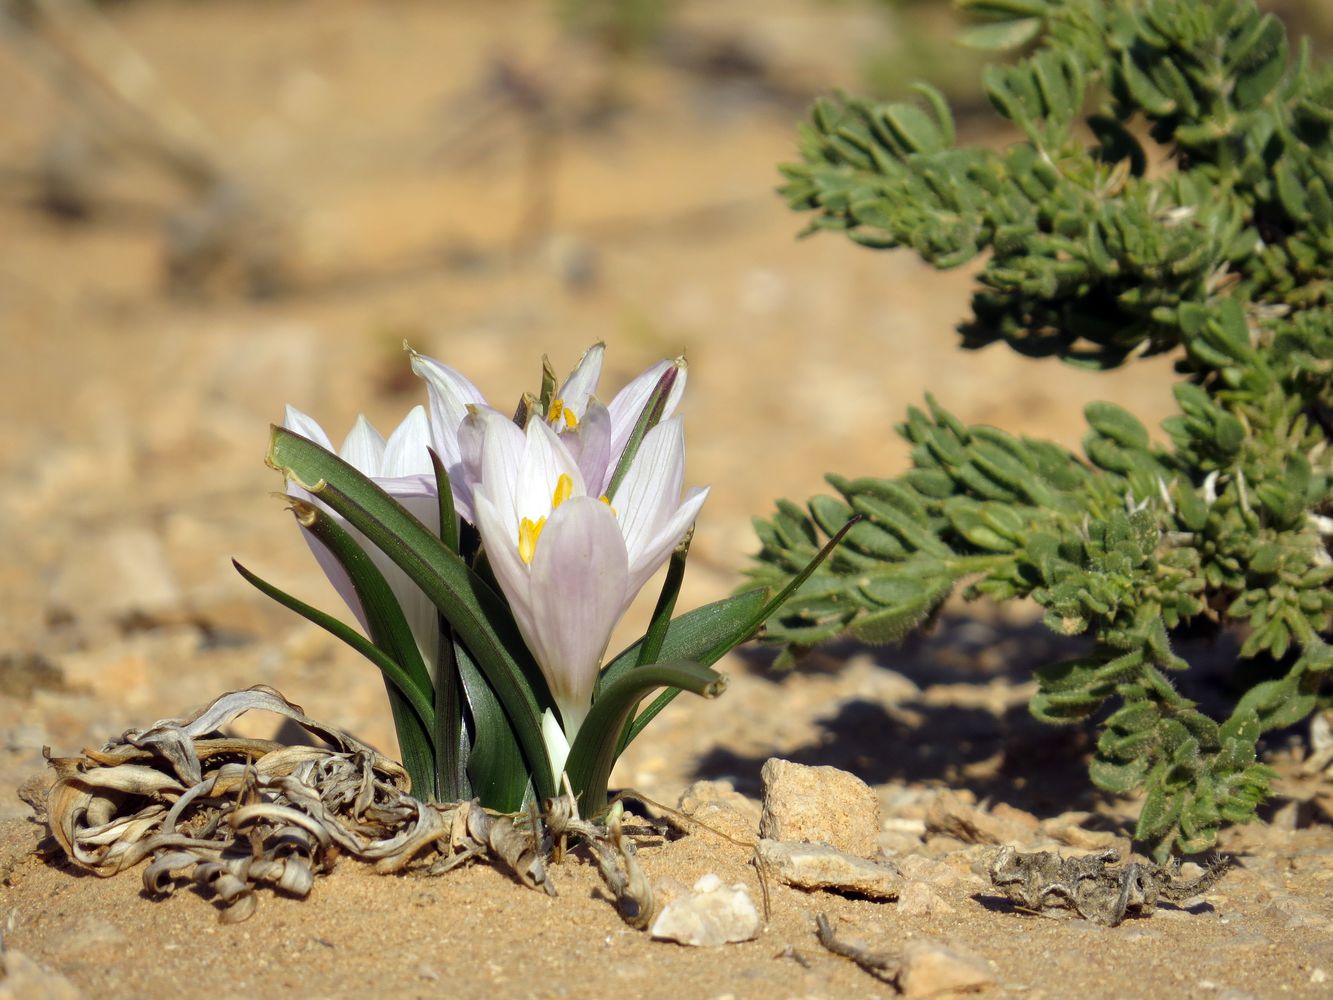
[40,686,552,920]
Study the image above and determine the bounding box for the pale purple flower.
[470,407,708,778]
[409,343,688,519]
[282,405,442,678]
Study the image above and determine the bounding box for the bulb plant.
[236,345,844,817]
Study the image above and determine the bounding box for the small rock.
[759,758,880,856]
[1264,893,1329,929]
[0,950,81,1000]
[898,940,994,998]
[756,839,902,899]
[897,854,965,888]
[49,525,182,626]
[677,780,761,842]
[896,880,955,917]
[1039,811,1123,851]
[924,791,1038,846]
[52,915,128,955]
[649,874,762,947]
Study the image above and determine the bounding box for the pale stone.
[898,940,994,998]
[896,879,955,917]
[0,950,81,1000]
[756,839,902,899]
[677,780,761,842]
[759,758,880,856]
[924,790,1038,846]
[49,525,182,625]
[1039,811,1123,851]
[896,854,963,887]
[649,874,762,947]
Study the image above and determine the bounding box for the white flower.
[281,405,441,677]
[470,407,708,778]
[410,343,687,519]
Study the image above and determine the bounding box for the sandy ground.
[1,1,1330,997]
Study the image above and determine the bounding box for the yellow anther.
[518,516,546,565]
[548,398,580,431]
[599,494,617,517]
[518,475,576,564]
[552,473,573,509]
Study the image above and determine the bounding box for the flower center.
[547,398,579,431]
[518,473,574,564]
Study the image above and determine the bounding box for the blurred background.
[2,0,1330,807]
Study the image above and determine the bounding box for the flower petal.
[624,485,708,597]
[606,357,687,461]
[477,410,528,542]
[366,492,442,677]
[410,349,488,469]
[610,417,685,562]
[473,492,540,644]
[556,342,604,419]
[515,417,586,525]
[527,496,628,724]
[569,400,613,496]
[299,526,370,633]
[380,405,433,478]
[339,415,386,472]
[282,405,334,452]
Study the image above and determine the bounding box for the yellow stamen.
[552,473,573,509]
[518,516,546,565]
[548,398,579,431]
[599,494,617,517]
[518,474,576,564]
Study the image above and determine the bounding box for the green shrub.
[749,0,1332,859]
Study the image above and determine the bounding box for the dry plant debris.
[37,687,556,921]
[814,912,899,982]
[814,913,994,995]
[987,846,1229,926]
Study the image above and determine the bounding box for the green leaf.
[607,534,692,759]
[234,555,443,802]
[602,588,769,682]
[566,661,726,816]
[850,574,955,643]
[1086,401,1150,449]
[233,559,434,724]
[957,16,1043,52]
[292,501,438,800]
[268,425,556,800]
[428,450,466,801]
[456,640,529,811]
[1136,771,1184,842]
[1089,755,1150,793]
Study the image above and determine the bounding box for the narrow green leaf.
[601,589,769,680]
[456,640,529,811]
[293,502,437,799]
[268,425,556,799]
[429,449,466,801]
[957,16,1043,52]
[566,660,726,816]
[232,560,434,725]
[617,517,864,750]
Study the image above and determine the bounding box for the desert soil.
[1,1,1330,998]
